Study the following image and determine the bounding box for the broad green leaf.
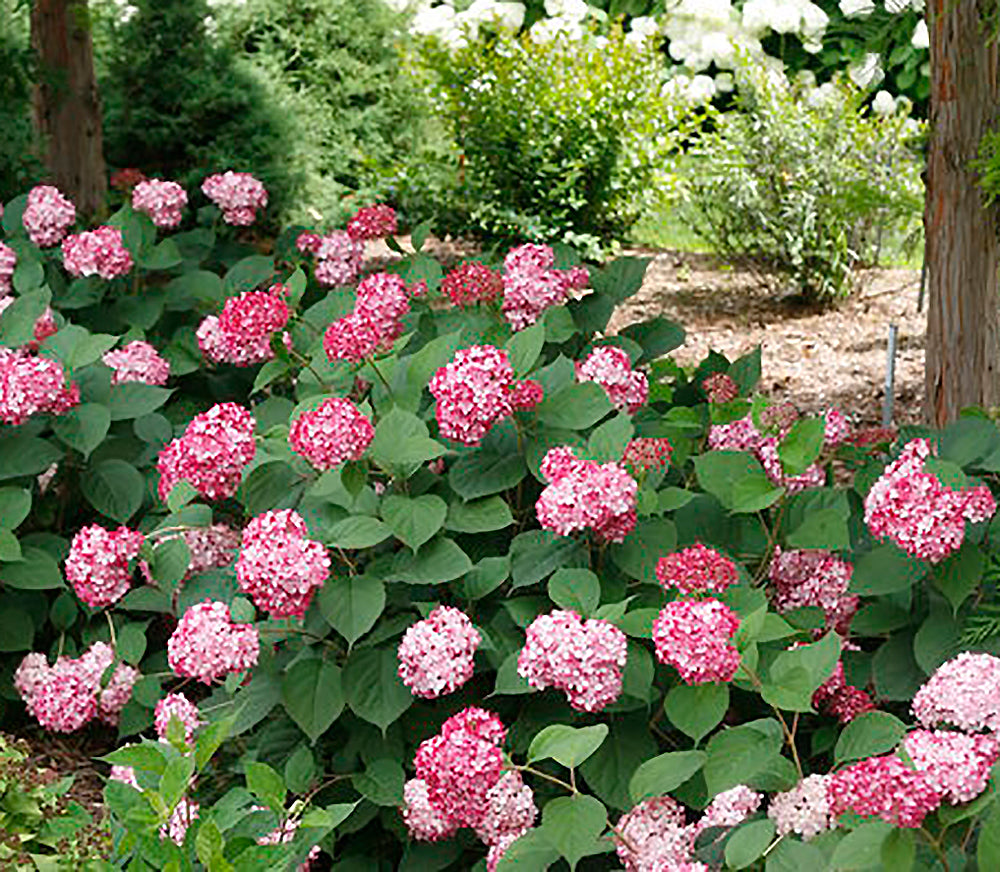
[592,256,650,304]
[141,238,183,271]
[382,494,447,552]
[343,647,413,732]
[587,414,634,464]
[506,321,545,376]
[783,488,851,550]
[195,819,225,868]
[102,742,169,775]
[765,839,826,872]
[872,632,925,701]
[0,607,34,651]
[325,516,392,550]
[619,316,685,364]
[282,659,344,742]
[850,544,926,595]
[245,761,285,812]
[81,459,145,522]
[880,829,914,872]
[629,751,706,803]
[725,819,776,869]
[43,325,118,370]
[536,382,613,429]
[980,804,1000,871]
[223,255,274,295]
[540,794,607,871]
[393,537,472,584]
[834,711,907,764]
[160,754,196,810]
[664,683,730,742]
[0,487,31,529]
[728,347,761,394]
[528,724,609,769]
[118,622,148,664]
[369,407,445,469]
[458,555,511,599]
[284,745,316,794]
[694,451,783,514]
[240,461,304,516]
[510,529,588,589]
[353,758,405,807]
[0,546,64,589]
[830,820,892,870]
[777,418,824,476]
[0,287,50,346]
[547,568,600,616]
[318,575,385,646]
[106,383,173,421]
[762,633,840,712]
[609,517,677,583]
[0,435,63,481]
[492,652,536,696]
[52,403,111,457]
[494,829,562,871]
[0,529,21,562]
[933,540,984,612]
[445,496,514,534]
[580,716,658,811]
[704,719,783,795]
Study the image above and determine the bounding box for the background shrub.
[0,3,42,205]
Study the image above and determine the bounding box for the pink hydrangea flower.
[442,261,504,306]
[614,795,703,872]
[183,524,242,576]
[197,315,287,367]
[154,692,203,744]
[501,243,580,331]
[622,437,673,475]
[828,755,941,828]
[403,778,457,842]
[102,340,170,386]
[823,407,850,448]
[509,379,544,411]
[912,652,1000,733]
[198,285,291,367]
[652,599,741,685]
[323,272,412,362]
[769,547,857,634]
[156,402,256,501]
[288,397,374,471]
[864,438,996,563]
[536,446,637,543]
[504,244,554,275]
[296,231,322,255]
[398,605,481,698]
[768,774,835,840]
[313,230,363,287]
[702,372,739,403]
[235,510,330,618]
[0,242,16,294]
[656,543,738,596]
[22,185,76,247]
[202,171,268,225]
[517,610,628,712]
[694,785,762,834]
[576,346,649,414]
[167,600,259,684]
[473,770,537,848]
[346,203,397,241]
[812,661,875,723]
[65,524,145,609]
[132,179,188,228]
[0,348,79,425]
[903,729,999,804]
[62,225,133,279]
[429,345,515,445]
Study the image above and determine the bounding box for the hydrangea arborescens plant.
[5,181,1000,869]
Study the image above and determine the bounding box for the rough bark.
[30,0,106,216]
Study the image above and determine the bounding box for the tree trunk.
[30,0,106,216]
[924,0,1000,427]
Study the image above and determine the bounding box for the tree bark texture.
[30,0,106,216]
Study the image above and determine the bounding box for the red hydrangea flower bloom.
[769,546,857,634]
[823,406,850,448]
[517,610,628,712]
[702,372,739,403]
[132,179,188,228]
[102,340,170,386]
[156,402,256,501]
[536,446,637,542]
[65,524,145,608]
[652,599,741,685]
[912,651,1000,733]
[346,203,397,241]
[903,729,999,804]
[154,692,203,744]
[768,774,835,840]
[0,348,79,425]
[182,524,241,577]
[296,231,322,255]
[812,661,874,723]
[614,795,703,872]
[501,243,581,331]
[656,543,738,596]
[22,185,76,247]
[864,437,996,563]
[474,770,537,848]
[429,345,515,444]
[403,778,456,842]
[398,605,481,698]
[62,225,133,279]
[622,437,673,475]
[442,261,504,306]
[288,397,374,471]
[167,600,259,683]
[313,230,363,287]
[219,286,290,338]
[201,171,268,225]
[0,241,16,294]
[828,755,942,828]
[323,272,412,362]
[509,378,544,410]
[110,168,147,192]
[235,510,330,618]
[576,346,649,414]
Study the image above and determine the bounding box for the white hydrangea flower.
[848,52,884,88]
[872,90,897,115]
[912,19,929,49]
[544,0,590,20]
[839,0,875,16]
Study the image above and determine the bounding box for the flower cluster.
[235,510,330,618]
[768,774,835,840]
[289,397,374,471]
[201,171,268,225]
[398,606,481,698]
[346,203,397,241]
[61,225,133,279]
[65,524,146,609]
[323,272,412,362]
[198,285,291,367]
[157,402,256,501]
[428,345,510,444]
[167,600,260,683]
[652,599,741,685]
[702,371,739,403]
[509,378,544,410]
[102,340,170,386]
[864,438,996,563]
[823,406,850,448]
[501,242,587,331]
[0,348,79,426]
[183,524,242,576]
[828,754,941,828]
[15,642,139,733]
[0,242,16,294]
[22,185,76,247]
[110,168,147,192]
[812,661,874,723]
[614,795,702,872]
[903,729,999,804]
[769,546,857,633]
[313,231,363,287]
[154,692,203,745]
[912,652,1000,733]
[442,261,504,306]
[696,785,762,833]
[575,346,649,414]
[132,179,188,228]
[622,437,674,475]
[536,446,638,542]
[656,543,738,596]
[517,610,627,712]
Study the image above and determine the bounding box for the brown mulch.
[22,731,109,819]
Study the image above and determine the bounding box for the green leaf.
[353,758,405,807]
[494,829,562,871]
[536,382,614,429]
[540,795,608,871]
[195,718,232,770]
[140,238,183,271]
[458,554,511,599]
[933,540,984,612]
[369,408,445,469]
[0,435,63,481]
[704,719,783,795]
[587,414,634,464]
[528,724,609,769]
[694,451,783,514]
[762,633,841,712]
[629,751,706,803]
[195,818,225,868]
[318,575,385,646]
[393,537,472,584]
[783,488,851,550]
[506,321,546,377]
[0,487,31,529]
[160,754,196,809]
[664,683,730,742]
[284,745,316,794]
[118,622,148,664]
[166,269,223,308]
[239,460,304,516]
[342,647,413,732]
[980,804,1000,871]
[725,819,776,869]
[0,607,34,651]
[580,716,658,811]
[102,742,169,775]
[81,459,145,522]
[728,347,762,395]
[107,384,173,421]
[619,316,686,364]
[0,529,21,562]
[592,256,650,304]
[492,651,536,696]
[12,256,44,293]
[777,418,825,476]
[850,544,926,595]
[547,568,600,616]
[382,494,447,552]
[830,820,892,870]
[450,447,527,500]
[43,325,118,370]
[325,516,392,549]
[610,517,677,583]
[510,529,588,589]
[282,658,344,742]
[880,828,914,872]
[446,496,513,534]
[52,403,111,457]
[0,546,64,589]
[223,255,274,296]
[765,839,825,872]
[834,711,907,764]
[245,761,286,812]
[0,287,51,346]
